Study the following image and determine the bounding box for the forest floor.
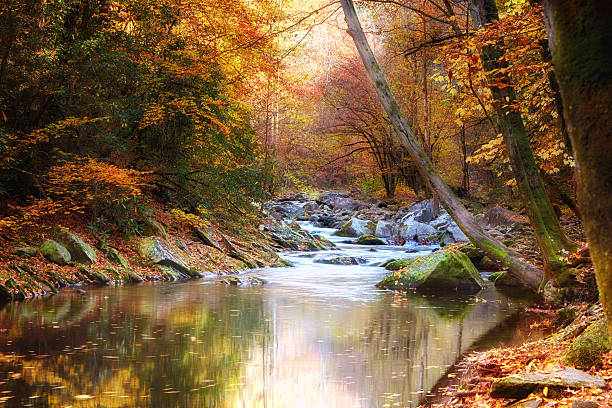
[424,310,612,407]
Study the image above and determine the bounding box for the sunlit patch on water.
[0,222,535,407]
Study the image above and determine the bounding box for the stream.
[0,221,539,407]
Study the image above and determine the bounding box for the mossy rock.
[384,258,418,271]
[139,236,195,277]
[444,242,485,265]
[40,240,71,265]
[313,234,335,249]
[563,319,611,369]
[274,258,294,268]
[376,250,485,294]
[11,247,38,258]
[106,248,129,268]
[356,234,385,245]
[52,227,97,264]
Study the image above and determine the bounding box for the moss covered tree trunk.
[339,0,545,291]
[542,0,612,335]
[470,0,576,278]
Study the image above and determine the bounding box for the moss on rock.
[377,250,485,294]
[563,319,611,369]
[356,234,385,245]
[40,240,71,265]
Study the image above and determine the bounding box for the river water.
[0,223,536,407]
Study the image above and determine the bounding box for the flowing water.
[0,222,537,407]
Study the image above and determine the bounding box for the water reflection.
[0,225,535,407]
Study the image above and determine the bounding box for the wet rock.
[52,227,97,264]
[336,217,376,237]
[314,256,367,265]
[10,247,38,258]
[442,223,470,244]
[356,234,385,245]
[139,236,197,277]
[106,248,129,268]
[374,220,394,237]
[430,213,452,229]
[490,368,606,399]
[317,216,337,228]
[376,250,484,294]
[221,275,266,286]
[40,240,71,265]
[394,220,437,240]
[563,319,610,369]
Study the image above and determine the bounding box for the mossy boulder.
[139,236,197,277]
[444,242,485,265]
[314,256,366,265]
[376,250,485,294]
[335,217,376,237]
[40,240,71,265]
[563,319,611,369]
[356,234,385,245]
[106,248,129,268]
[52,227,97,264]
[384,258,418,271]
[11,247,38,258]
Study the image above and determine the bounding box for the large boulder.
[442,223,470,244]
[139,236,197,277]
[356,234,385,245]
[401,200,436,224]
[317,192,367,211]
[376,250,485,294]
[490,368,606,399]
[374,220,394,237]
[336,217,376,237]
[563,319,611,369]
[52,228,97,264]
[394,220,437,240]
[430,213,452,229]
[40,240,71,265]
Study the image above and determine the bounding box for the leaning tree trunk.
[339,0,544,291]
[470,0,576,278]
[542,0,612,335]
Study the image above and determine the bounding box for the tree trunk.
[542,0,612,335]
[470,0,576,278]
[339,0,545,291]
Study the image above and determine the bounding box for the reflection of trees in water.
[0,284,268,407]
[319,287,514,407]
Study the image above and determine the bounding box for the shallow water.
[0,223,534,407]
